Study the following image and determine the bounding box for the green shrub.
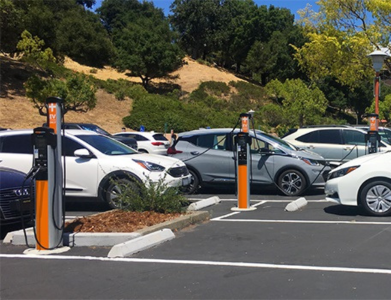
[90,68,98,74]
[229,81,265,99]
[113,176,188,213]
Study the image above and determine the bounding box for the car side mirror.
[74,148,93,158]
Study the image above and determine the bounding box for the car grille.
[0,187,33,220]
[168,166,189,178]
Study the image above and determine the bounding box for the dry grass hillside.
[0,55,244,133]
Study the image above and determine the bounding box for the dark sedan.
[0,167,34,225]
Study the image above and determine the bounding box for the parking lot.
[2,191,391,299]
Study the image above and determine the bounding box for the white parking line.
[211,218,391,225]
[2,254,391,275]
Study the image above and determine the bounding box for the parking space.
[2,195,391,299]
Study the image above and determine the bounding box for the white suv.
[114,131,170,155]
[283,126,391,165]
[0,129,190,208]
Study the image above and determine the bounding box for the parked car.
[43,123,138,150]
[0,167,33,225]
[167,128,331,196]
[325,151,391,216]
[353,125,391,145]
[114,131,170,155]
[0,129,190,209]
[282,125,391,166]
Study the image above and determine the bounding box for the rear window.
[297,129,342,144]
[152,134,168,141]
[125,134,148,141]
[342,130,365,145]
[0,134,33,154]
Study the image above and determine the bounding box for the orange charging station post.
[232,113,256,211]
[33,97,64,250]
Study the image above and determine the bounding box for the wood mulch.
[64,210,183,233]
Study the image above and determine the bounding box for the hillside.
[0,56,244,133]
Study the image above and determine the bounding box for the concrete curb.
[285,197,308,212]
[187,196,221,211]
[4,210,210,247]
[108,228,175,258]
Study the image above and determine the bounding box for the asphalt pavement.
[2,190,391,299]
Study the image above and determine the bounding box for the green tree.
[214,0,259,72]
[112,16,183,88]
[55,9,114,67]
[170,0,221,60]
[25,73,97,115]
[0,0,23,53]
[266,79,328,127]
[16,30,56,70]
[294,0,391,88]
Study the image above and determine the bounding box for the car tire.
[359,180,391,216]
[181,169,200,194]
[277,169,306,196]
[104,178,140,209]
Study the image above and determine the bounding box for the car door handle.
[343,147,352,151]
[190,151,200,155]
[307,145,315,149]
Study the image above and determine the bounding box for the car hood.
[133,153,185,167]
[102,153,186,168]
[0,167,30,189]
[333,151,391,171]
[293,149,325,160]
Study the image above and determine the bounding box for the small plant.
[90,68,98,74]
[113,175,189,213]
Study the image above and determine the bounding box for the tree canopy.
[294,0,391,88]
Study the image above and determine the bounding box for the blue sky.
[93,0,319,20]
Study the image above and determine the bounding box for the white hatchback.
[114,131,170,155]
[325,151,391,216]
[0,129,191,208]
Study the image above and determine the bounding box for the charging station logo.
[241,116,249,133]
[48,103,57,128]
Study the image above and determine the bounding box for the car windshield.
[79,124,111,136]
[254,130,297,151]
[76,134,137,155]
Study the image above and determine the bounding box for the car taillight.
[151,142,164,146]
[167,147,182,154]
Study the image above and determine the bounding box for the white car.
[0,129,191,209]
[114,131,170,155]
[325,151,391,216]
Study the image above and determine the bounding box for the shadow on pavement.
[323,204,364,216]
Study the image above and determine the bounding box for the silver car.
[283,126,391,166]
[167,128,330,196]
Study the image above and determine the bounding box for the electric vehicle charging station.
[366,113,380,154]
[232,113,256,211]
[25,97,67,253]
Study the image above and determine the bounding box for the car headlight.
[328,165,360,180]
[133,159,165,172]
[300,157,320,166]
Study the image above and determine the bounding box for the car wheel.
[360,180,391,216]
[277,169,306,196]
[181,169,200,194]
[104,178,140,209]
